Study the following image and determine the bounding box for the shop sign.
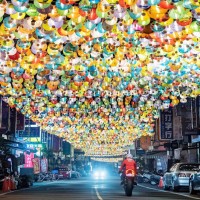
[41,158,48,173]
[17,112,25,131]
[32,158,40,174]
[9,108,16,135]
[0,98,9,133]
[182,98,198,135]
[18,126,40,137]
[26,143,43,149]
[160,108,173,140]
[24,152,34,168]
[192,136,200,143]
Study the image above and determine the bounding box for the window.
[179,164,200,171]
[170,164,178,172]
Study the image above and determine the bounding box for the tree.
[41,147,54,158]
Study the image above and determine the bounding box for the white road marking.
[95,187,103,200]
[138,184,200,200]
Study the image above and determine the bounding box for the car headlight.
[93,170,106,179]
[100,171,106,177]
[94,172,99,177]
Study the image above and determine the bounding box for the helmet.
[126,153,133,159]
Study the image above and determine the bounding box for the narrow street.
[1,177,200,200]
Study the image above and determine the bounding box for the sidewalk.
[0,180,56,195]
[138,182,164,191]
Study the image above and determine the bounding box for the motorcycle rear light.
[126,170,135,176]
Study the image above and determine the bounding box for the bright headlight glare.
[94,172,99,177]
[101,171,105,176]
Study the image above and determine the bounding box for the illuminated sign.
[26,143,43,149]
[24,152,34,168]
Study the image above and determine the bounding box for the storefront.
[144,151,168,173]
[0,139,25,174]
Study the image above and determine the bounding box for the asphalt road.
[1,177,200,200]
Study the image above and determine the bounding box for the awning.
[144,151,167,159]
[3,139,25,150]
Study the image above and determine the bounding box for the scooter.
[123,169,136,196]
[150,174,161,186]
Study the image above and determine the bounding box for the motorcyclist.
[119,153,137,185]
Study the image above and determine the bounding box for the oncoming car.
[93,169,107,179]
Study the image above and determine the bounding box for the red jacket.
[119,158,137,173]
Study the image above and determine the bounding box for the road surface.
[1,177,200,200]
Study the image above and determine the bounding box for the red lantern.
[138,88,144,95]
[126,84,134,91]
[77,71,86,76]
[23,73,32,80]
[87,98,93,104]
[30,107,36,112]
[159,1,174,9]
[79,9,88,17]
[177,18,192,26]
[60,0,75,4]
[88,8,98,21]
[9,52,20,60]
[57,27,68,36]
[119,0,129,8]
[85,76,93,83]
[36,51,47,58]
[51,98,58,104]
[74,81,83,86]
[160,96,167,100]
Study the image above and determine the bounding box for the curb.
[0,181,57,196]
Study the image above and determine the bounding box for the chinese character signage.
[41,158,48,173]
[24,152,34,168]
[26,143,43,149]
[32,158,40,174]
[160,108,173,140]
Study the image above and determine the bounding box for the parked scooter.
[139,170,163,185]
[18,175,33,188]
[142,171,152,183]
[150,174,162,185]
[150,170,164,185]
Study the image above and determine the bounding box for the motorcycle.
[122,169,136,196]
